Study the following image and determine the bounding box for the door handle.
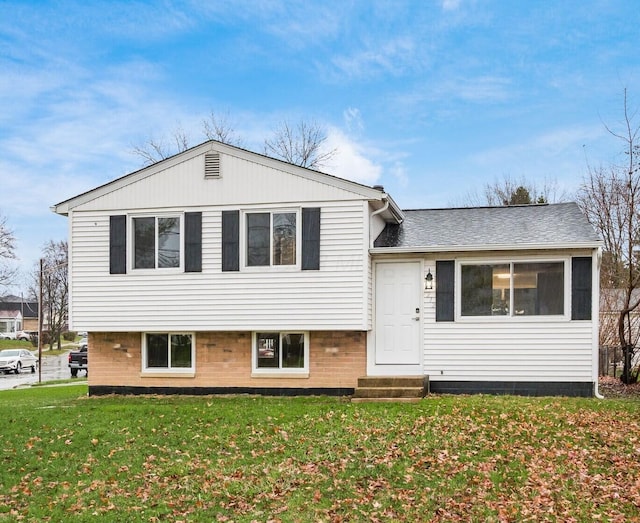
[412,317,420,321]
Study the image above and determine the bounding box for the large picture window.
[133,216,181,269]
[461,261,565,317]
[246,211,297,267]
[144,333,194,371]
[254,332,307,372]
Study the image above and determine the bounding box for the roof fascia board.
[215,141,386,200]
[383,193,404,223]
[53,140,387,215]
[53,142,213,215]
[370,241,602,255]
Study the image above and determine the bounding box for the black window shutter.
[109,215,127,274]
[302,207,321,270]
[436,260,455,322]
[222,210,240,272]
[184,212,202,273]
[572,257,592,320]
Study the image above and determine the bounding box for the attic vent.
[204,152,221,178]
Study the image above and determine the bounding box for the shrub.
[62,331,76,342]
[40,331,51,346]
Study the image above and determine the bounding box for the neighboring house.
[0,295,39,335]
[53,141,602,397]
[0,310,21,338]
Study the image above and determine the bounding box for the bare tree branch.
[0,215,16,260]
[578,88,640,383]
[264,119,336,170]
[0,214,17,289]
[131,127,192,166]
[202,110,243,146]
[460,175,568,207]
[32,241,68,350]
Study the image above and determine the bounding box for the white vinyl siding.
[67,201,368,331]
[75,152,373,212]
[421,254,595,383]
[424,320,594,382]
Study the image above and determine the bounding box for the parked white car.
[0,349,38,374]
[16,331,35,342]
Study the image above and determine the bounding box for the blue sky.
[1,0,639,289]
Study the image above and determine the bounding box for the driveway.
[0,350,82,391]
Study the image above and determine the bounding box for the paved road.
[0,350,85,391]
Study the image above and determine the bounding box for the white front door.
[375,261,422,366]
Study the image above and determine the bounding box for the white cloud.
[343,108,364,133]
[325,36,418,80]
[426,75,513,105]
[472,125,605,168]
[390,162,409,188]
[321,128,382,185]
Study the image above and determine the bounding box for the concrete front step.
[352,376,429,402]
[352,386,425,399]
[351,396,423,404]
[357,376,428,389]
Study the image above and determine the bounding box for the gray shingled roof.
[373,202,601,250]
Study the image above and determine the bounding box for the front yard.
[0,385,639,522]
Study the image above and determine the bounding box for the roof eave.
[384,193,405,223]
[52,140,390,216]
[370,241,602,255]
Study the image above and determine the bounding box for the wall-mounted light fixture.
[425,269,434,290]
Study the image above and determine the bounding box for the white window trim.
[141,332,196,376]
[251,331,309,376]
[240,208,301,272]
[456,257,570,322]
[129,213,184,272]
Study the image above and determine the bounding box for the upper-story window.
[246,211,297,267]
[460,261,565,317]
[133,216,181,269]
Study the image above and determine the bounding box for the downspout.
[594,381,604,399]
[369,199,389,249]
[594,247,604,399]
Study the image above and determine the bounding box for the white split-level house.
[53,140,602,397]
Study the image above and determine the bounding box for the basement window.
[252,332,308,374]
[143,333,194,373]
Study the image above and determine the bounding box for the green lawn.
[0,386,639,522]
[0,340,33,350]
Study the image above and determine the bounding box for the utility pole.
[37,258,43,383]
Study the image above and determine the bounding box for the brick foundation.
[87,331,366,395]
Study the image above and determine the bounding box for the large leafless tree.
[577,89,640,383]
[263,119,336,170]
[202,110,243,147]
[132,112,335,170]
[131,126,191,166]
[31,241,68,350]
[0,213,17,289]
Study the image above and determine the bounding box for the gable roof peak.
[52,139,396,216]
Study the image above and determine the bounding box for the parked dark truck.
[68,338,88,377]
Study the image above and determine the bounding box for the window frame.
[241,208,301,271]
[456,257,570,321]
[129,213,184,272]
[141,332,195,375]
[251,331,309,376]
